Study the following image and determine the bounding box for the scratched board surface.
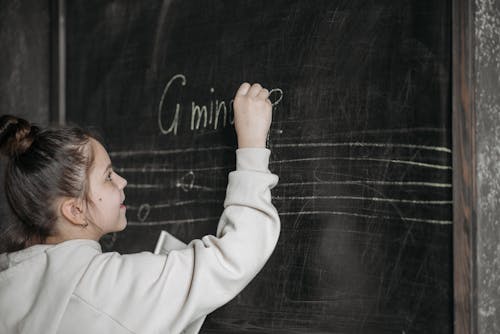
[66,0,452,333]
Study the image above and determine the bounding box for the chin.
[109,219,127,233]
[117,219,128,231]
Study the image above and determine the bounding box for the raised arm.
[72,83,280,334]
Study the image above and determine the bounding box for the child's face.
[87,139,128,235]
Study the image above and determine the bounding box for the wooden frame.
[452,0,476,333]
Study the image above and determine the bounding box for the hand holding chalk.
[233,82,272,148]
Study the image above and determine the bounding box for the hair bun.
[0,115,37,158]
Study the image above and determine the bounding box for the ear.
[60,198,86,226]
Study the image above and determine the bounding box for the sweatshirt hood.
[0,239,102,334]
[0,244,52,270]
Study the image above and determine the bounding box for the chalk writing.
[177,171,195,191]
[137,203,151,222]
[158,73,284,135]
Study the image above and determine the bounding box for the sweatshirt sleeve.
[74,148,280,334]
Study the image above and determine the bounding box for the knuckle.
[234,95,245,103]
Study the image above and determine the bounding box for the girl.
[0,83,280,334]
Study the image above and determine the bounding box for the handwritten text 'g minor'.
[158,74,283,135]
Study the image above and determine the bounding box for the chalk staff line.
[279,181,451,188]
[273,195,452,205]
[109,142,451,157]
[126,199,221,210]
[117,156,451,174]
[126,195,451,211]
[127,216,220,226]
[270,157,451,170]
[126,180,451,190]
[279,211,452,225]
[273,142,451,153]
[127,210,451,226]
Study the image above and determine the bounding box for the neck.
[45,224,102,244]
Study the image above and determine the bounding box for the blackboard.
[65,1,452,332]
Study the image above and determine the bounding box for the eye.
[106,171,113,181]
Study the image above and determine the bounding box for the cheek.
[90,191,119,219]
[90,185,122,212]
[94,186,120,205]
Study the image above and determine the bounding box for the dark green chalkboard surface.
[66,1,452,332]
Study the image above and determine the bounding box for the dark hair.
[0,115,94,253]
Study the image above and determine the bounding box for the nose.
[117,173,127,189]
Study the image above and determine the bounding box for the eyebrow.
[103,163,113,175]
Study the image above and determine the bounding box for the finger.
[236,82,251,96]
[248,83,262,97]
[257,88,269,100]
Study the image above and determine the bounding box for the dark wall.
[0,0,50,124]
[475,0,500,332]
[0,0,50,244]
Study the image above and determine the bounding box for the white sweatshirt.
[0,148,280,334]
